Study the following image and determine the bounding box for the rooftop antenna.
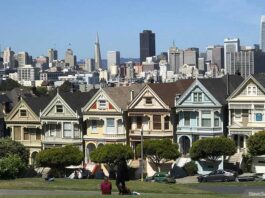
[173,40,176,48]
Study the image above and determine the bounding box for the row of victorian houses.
[3,74,265,173]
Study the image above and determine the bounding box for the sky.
[0,0,264,59]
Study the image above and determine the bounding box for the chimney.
[130,90,134,102]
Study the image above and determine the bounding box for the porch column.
[228,109,231,126]
[243,135,247,150]
[237,135,240,153]
[61,122,64,138]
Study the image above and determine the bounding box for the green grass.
[0,178,263,198]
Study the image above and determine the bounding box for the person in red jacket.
[100,176,112,195]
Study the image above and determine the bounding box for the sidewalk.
[175,176,198,184]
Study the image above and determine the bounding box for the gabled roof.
[252,73,265,87]
[198,75,243,105]
[23,95,54,115]
[102,84,144,110]
[59,89,98,115]
[148,79,194,108]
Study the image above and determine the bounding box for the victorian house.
[175,75,243,155]
[5,96,52,164]
[40,90,97,151]
[127,80,194,154]
[82,84,144,162]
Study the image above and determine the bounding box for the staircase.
[175,157,191,168]
[228,152,243,165]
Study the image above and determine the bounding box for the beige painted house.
[82,84,144,163]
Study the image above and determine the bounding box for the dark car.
[198,170,236,182]
[145,172,176,183]
[237,173,265,182]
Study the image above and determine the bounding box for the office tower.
[94,33,102,70]
[35,56,49,70]
[3,47,15,68]
[17,64,40,82]
[85,58,95,72]
[168,43,184,73]
[16,52,29,67]
[65,48,75,67]
[48,48,58,63]
[206,45,214,62]
[184,48,199,67]
[140,30,156,63]
[198,57,205,73]
[107,51,120,69]
[261,16,265,52]
[224,38,240,73]
[212,46,224,69]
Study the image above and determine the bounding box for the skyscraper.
[94,33,102,70]
[261,15,265,52]
[107,51,120,69]
[3,47,15,68]
[65,48,75,67]
[48,48,58,63]
[168,42,184,73]
[224,38,240,74]
[140,30,155,63]
[16,52,29,67]
[184,48,199,67]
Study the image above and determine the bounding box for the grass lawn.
[0,178,263,198]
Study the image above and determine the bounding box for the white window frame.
[247,86,257,96]
[20,109,27,117]
[201,110,211,127]
[56,105,63,113]
[63,122,72,138]
[193,92,202,103]
[184,112,190,126]
[98,100,107,109]
[234,109,242,121]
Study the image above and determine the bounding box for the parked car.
[145,172,176,183]
[237,173,265,182]
[198,170,236,182]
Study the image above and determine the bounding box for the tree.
[0,138,29,165]
[36,145,83,177]
[0,154,26,179]
[0,78,21,91]
[59,81,73,92]
[136,139,180,172]
[32,86,47,96]
[90,144,133,166]
[247,131,265,156]
[190,137,236,161]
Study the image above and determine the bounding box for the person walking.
[115,157,128,194]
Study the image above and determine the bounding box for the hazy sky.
[0,0,264,59]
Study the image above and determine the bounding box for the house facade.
[82,85,143,162]
[127,80,194,155]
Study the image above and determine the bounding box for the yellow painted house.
[82,84,144,162]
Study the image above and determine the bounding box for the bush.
[0,155,26,179]
[183,161,198,176]
[247,131,265,156]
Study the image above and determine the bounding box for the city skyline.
[0,0,265,59]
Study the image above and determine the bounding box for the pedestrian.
[100,176,112,195]
[115,157,129,194]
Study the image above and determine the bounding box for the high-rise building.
[3,47,15,68]
[184,48,199,67]
[48,48,58,63]
[212,46,224,69]
[168,43,184,73]
[198,57,205,73]
[224,38,240,73]
[85,58,95,72]
[16,52,29,67]
[94,33,102,70]
[206,45,214,62]
[17,64,40,86]
[65,48,76,67]
[261,15,265,52]
[140,30,156,63]
[107,51,120,69]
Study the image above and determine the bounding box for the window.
[91,120,97,133]
[136,117,142,129]
[247,86,257,96]
[234,109,242,121]
[164,116,170,130]
[36,129,41,140]
[256,113,263,121]
[153,115,161,130]
[107,118,115,127]
[20,109,27,117]
[184,112,190,126]
[50,124,57,136]
[74,124,80,138]
[99,100,106,109]
[145,97,152,104]
[56,105,63,113]
[193,93,202,103]
[214,112,219,127]
[23,130,30,140]
[63,122,72,138]
[14,126,21,140]
[202,110,211,127]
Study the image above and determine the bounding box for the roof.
[59,89,98,115]
[148,79,195,108]
[23,95,54,115]
[0,94,11,103]
[252,73,265,87]
[103,84,144,110]
[198,75,244,105]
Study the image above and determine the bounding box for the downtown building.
[140,30,156,63]
[261,15,265,52]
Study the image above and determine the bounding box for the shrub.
[0,155,26,179]
[183,161,198,176]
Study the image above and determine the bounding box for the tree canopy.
[0,138,29,165]
[136,139,180,171]
[247,131,265,156]
[0,79,21,91]
[59,81,73,92]
[90,144,133,166]
[190,137,236,161]
[36,145,83,169]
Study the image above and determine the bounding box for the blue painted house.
[175,75,243,174]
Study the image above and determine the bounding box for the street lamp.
[140,126,144,182]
